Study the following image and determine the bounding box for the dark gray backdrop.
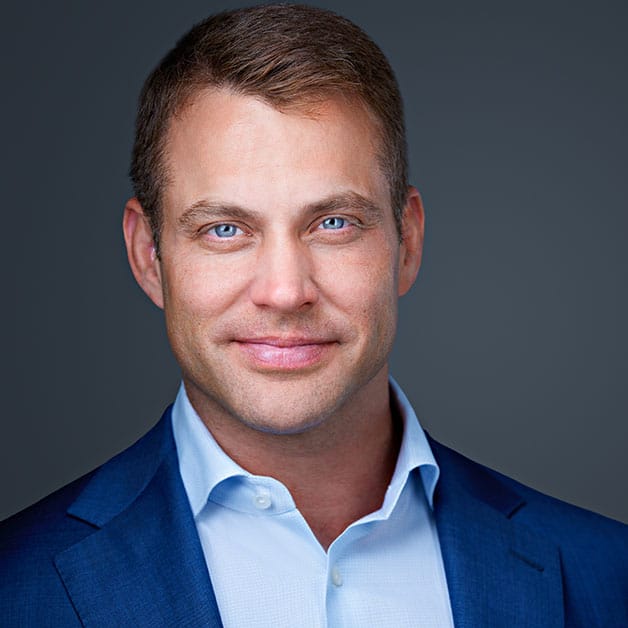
[2,0,626,523]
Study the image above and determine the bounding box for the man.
[1,4,626,626]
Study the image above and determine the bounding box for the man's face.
[127,89,422,434]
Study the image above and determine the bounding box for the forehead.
[161,88,390,217]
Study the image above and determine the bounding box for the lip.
[234,337,335,370]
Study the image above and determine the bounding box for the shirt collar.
[172,376,439,518]
[171,385,249,517]
[388,376,439,509]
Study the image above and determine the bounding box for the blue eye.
[210,224,241,238]
[320,217,347,230]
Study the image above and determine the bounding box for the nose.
[249,234,318,312]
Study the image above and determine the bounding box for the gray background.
[2,0,626,523]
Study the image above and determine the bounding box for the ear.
[122,198,164,309]
[398,186,425,296]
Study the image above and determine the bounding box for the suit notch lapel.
[55,416,223,627]
[434,472,565,628]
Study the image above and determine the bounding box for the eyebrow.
[177,191,384,232]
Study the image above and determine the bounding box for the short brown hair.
[130,4,408,252]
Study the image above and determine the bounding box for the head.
[124,4,424,438]
[129,3,408,255]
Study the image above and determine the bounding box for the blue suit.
[1,407,626,626]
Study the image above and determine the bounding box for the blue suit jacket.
[1,407,627,626]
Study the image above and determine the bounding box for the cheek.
[316,244,398,319]
[162,256,246,330]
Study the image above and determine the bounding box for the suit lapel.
[430,438,565,628]
[54,411,223,627]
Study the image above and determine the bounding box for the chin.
[218,380,349,436]
[229,398,336,436]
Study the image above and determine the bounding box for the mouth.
[233,337,336,371]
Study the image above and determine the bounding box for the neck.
[187,371,401,549]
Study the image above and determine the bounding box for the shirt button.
[330,566,343,587]
[253,493,272,510]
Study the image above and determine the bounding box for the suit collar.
[429,437,565,627]
[55,408,223,627]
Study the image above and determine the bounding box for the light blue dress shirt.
[172,378,453,627]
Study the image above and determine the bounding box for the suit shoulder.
[430,436,627,543]
[0,471,96,562]
[485,460,626,543]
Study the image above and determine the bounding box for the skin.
[124,89,424,547]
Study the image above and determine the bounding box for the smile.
[234,338,335,371]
